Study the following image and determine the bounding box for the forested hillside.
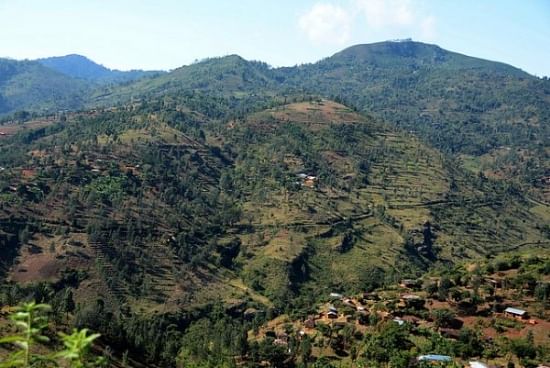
[0,40,549,367]
[37,54,164,84]
[0,58,88,116]
[1,95,548,366]
[90,41,549,200]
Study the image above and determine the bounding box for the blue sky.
[1,0,549,76]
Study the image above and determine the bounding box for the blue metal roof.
[504,307,526,315]
[418,354,453,362]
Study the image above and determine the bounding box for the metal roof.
[504,307,526,315]
[418,354,453,362]
[470,361,489,368]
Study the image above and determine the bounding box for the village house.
[362,292,380,301]
[485,277,503,289]
[400,294,426,309]
[400,315,421,326]
[304,316,316,329]
[343,298,355,307]
[439,328,461,339]
[297,173,318,188]
[400,279,421,289]
[393,317,405,326]
[327,305,339,319]
[417,354,453,363]
[504,307,528,320]
[469,361,497,368]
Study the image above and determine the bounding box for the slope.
[0,58,89,116]
[37,54,164,84]
[0,97,549,365]
[282,41,550,199]
[93,41,550,200]
[212,99,550,306]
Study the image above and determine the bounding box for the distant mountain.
[2,42,549,198]
[97,41,549,183]
[92,54,277,102]
[284,41,550,199]
[282,41,549,154]
[0,58,88,115]
[37,54,164,84]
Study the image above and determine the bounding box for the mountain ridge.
[37,54,165,83]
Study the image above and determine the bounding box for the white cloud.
[298,1,437,45]
[298,3,352,45]
[356,0,414,28]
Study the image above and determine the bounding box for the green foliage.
[362,322,413,365]
[54,329,104,368]
[0,302,51,367]
[0,58,88,116]
[0,302,103,368]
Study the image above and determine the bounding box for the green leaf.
[0,335,24,344]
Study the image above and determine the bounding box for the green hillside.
[1,41,549,367]
[91,41,550,201]
[0,58,89,116]
[37,54,164,84]
[1,97,548,365]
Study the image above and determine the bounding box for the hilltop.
[37,54,164,84]
[88,41,549,200]
[2,41,549,200]
[0,58,88,115]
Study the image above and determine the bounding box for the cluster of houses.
[257,274,543,366]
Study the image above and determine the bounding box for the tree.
[433,309,456,329]
[300,336,312,367]
[363,323,412,365]
[62,289,76,320]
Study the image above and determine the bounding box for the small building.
[329,292,343,299]
[504,307,528,319]
[417,354,453,363]
[469,362,489,368]
[393,317,405,326]
[400,279,420,289]
[304,317,316,329]
[440,328,461,339]
[401,294,426,309]
[343,298,355,307]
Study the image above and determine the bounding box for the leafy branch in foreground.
[0,301,104,367]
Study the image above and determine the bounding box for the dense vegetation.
[1,95,548,366]
[0,41,549,367]
[37,55,164,84]
[0,59,88,116]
